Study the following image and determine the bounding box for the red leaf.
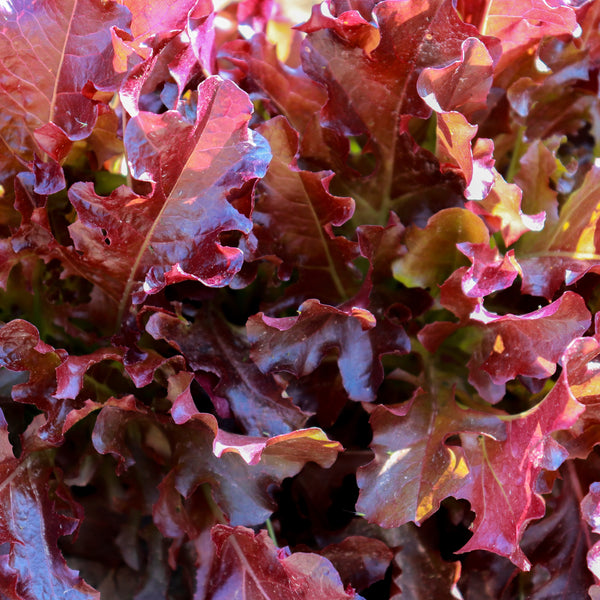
[417,37,495,119]
[300,0,498,132]
[457,242,521,298]
[475,0,580,78]
[221,34,327,135]
[319,536,393,592]
[0,415,99,599]
[91,397,342,527]
[54,348,123,400]
[466,170,546,248]
[434,113,495,200]
[145,306,307,435]
[356,389,506,527]
[254,116,360,303]
[67,77,271,314]
[0,0,130,185]
[389,521,462,599]
[420,278,590,403]
[248,299,409,403]
[556,316,600,459]
[458,469,596,598]
[120,0,197,40]
[0,320,71,444]
[203,525,362,599]
[457,370,585,570]
[581,481,600,585]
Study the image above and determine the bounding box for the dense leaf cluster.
[2,0,600,597]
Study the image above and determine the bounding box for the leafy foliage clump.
[3,0,600,598]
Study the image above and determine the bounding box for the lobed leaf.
[0,414,99,599]
[201,525,364,599]
[145,306,307,436]
[0,0,130,182]
[248,299,409,403]
[67,76,271,316]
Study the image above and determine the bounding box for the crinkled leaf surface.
[465,0,579,78]
[356,389,505,527]
[457,468,596,599]
[120,0,196,40]
[300,0,497,138]
[466,168,546,248]
[91,396,341,526]
[517,165,600,299]
[556,319,600,459]
[67,76,271,313]
[457,242,521,298]
[221,33,328,135]
[2,0,600,596]
[202,525,363,600]
[393,208,489,291]
[0,0,130,178]
[457,369,585,570]
[417,36,494,119]
[254,116,360,303]
[434,112,495,200]
[0,414,99,599]
[145,306,307,436]
[0,320,75,444]
[299,0,499,225]
[582,480,600,584]
[388,521,462,600]
[420,277,591,402]
[248,299,409,403]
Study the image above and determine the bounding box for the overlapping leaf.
[356,389,505,527]
[0,0,130,183]
[0,413,99,599]
[201,525,363,599]
[517,164,600,299]
[248,299,409,403]
[458,470,596,598]
[221,33,328,135]
[457,0,579,79]
[298,0,499,225]
[91,396,342,527]
[393,207,489,290]
[0,320,68,443]
[253,116,360,303]
[388,522,462,600]
[145,305,306,435]
[2,0,600,595]
[456,370,584,569]
[67,76,271,315]
[419,272,590,402]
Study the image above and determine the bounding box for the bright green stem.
[265,517,278,546]
[505,126,525,184]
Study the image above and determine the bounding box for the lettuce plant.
[2,0,600,597]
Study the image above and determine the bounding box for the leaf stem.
[505,125,525,184]
[265,517,278,546]
[201,482,227,524]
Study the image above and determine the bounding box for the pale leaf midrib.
[49,0,77,123]
[117,89,227,323]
